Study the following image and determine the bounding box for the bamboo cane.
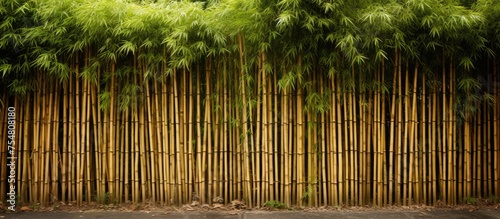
[0,93,6,203]
[432,75,439,205]
[273,66,279,204]
[294,55,307,206]
[358,72,366,206]
[237,34,253,207]
[261,52,269,205]
[145,72,157,204]
[329,72,338,205]
[213,62,221,203]
[395,53,403,205]
[421,70,427,204]
[320,77,327,206]
[21,95,31,203]
[448,62,455,204]
[161,49,169,205]
[408,63,418,205]
[117,89,125,204]
[133,90,140,203]
[223,59,229,204]
[204,60,212,204]
[381,60,387,207]
[195,65,203,203]
[282,71,290,205]
[402,60,410,206]
[187,68,195,205]
[485,75,492,196]
[388,49,397,206]
[495,60,500,198]
[375,66,382,206]
[336,72,344,206]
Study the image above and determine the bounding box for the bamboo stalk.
[495,59,500,198]
[223,59,229,204]
[349,67,358,206]
[336,72,344,206]
[408,63,418,205]
[21,95,31,203]
[145,73,157,204]
[254,56,262,206]
[282,71,290,206]
[421,71,427,204]
[109,61,116,203]
[449,63,456,204]
[261,52,269,205]
[0,93,6,203]
[195,64,203,203]
[431,73,438,205]
[329,71,338,206]
[237,34,253,207]
[395,53,403,205]
[375,66,383,206]
[402,60,410,206]
[204,60,212,204]
[213,63,221,202]
[273,66,279,204]
[187,68,195,205]
[320,77,327,206]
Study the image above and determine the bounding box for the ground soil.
[1,197,499,214]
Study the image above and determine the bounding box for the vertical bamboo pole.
[187,68,195,205]
[139,71,148,203]
[204,60,212,204]
[282,69,290,206]
[109,62,116,202]
[214,62,222,202]
[402,60,410,206]
[0,93,6,203]
[320,77,327,206]
[223,59,230,204]
[123,107,130,202]
[494,59,499,198]
[181,67,188,204]
[431,74,438,205]
[438,53,450,203]
[195,64,203,203]
[21,95,31,203]
[336,72,344,206]
[237,34,253,207]
[145,76,156,203]
[375,66,382,206]
[273,67,279,204]
[421,71,427,204]
[381,60,387,206]
[408,63,419,205]
[329,71,339,205]
[350,67,358,206]
[395,53,403,205]
[73,66,83,205]
[358,71,366,206]
[161,51,170,205]
[448,62,456,204]
[485,74,492,197]
[261,52,270,204]
[254,56,262,206]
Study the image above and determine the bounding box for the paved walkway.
[2,209,500,219]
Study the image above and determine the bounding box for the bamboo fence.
[0,49,499,208]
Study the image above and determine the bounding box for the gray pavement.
[2,209,500,219]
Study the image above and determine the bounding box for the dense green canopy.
[1,0,499,91]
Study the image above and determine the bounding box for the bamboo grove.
[1,0,500,208]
